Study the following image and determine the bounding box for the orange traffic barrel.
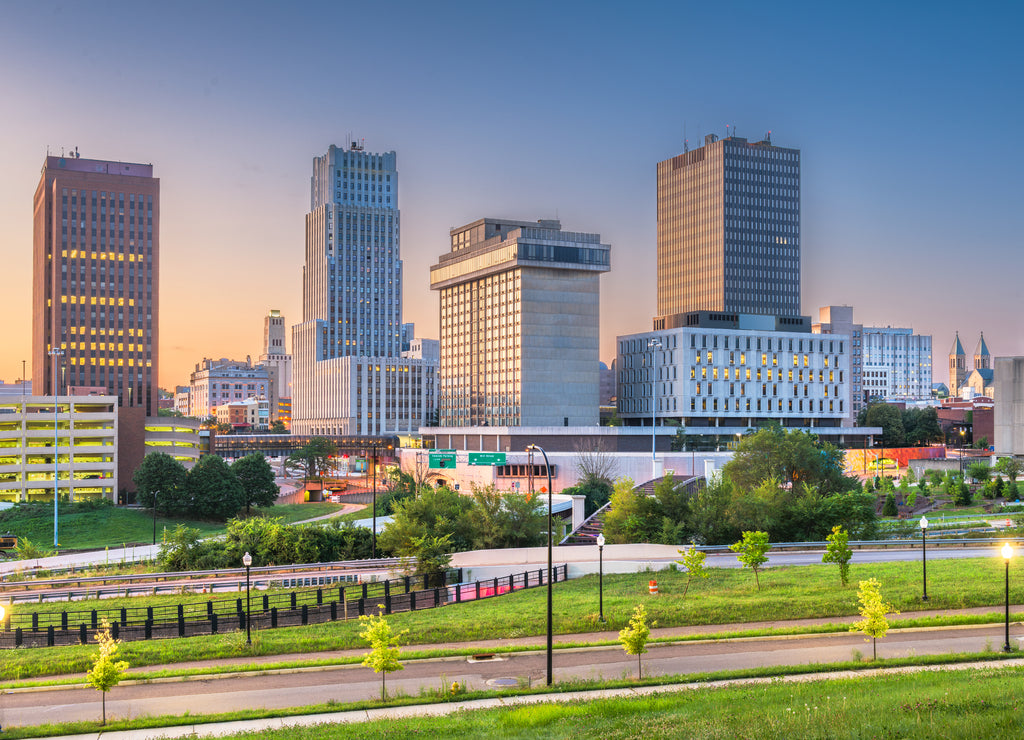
[649,579,658,595]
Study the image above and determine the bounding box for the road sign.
[468,452,506,466]
[428,451,456,469]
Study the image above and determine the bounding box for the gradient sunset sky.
[2,1,1021,389]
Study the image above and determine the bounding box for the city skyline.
[1,2,1021,389]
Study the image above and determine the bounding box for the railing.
[0,564,569,649]
[694,537,1024,554]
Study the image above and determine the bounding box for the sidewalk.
[36,656,1024,740]
[24,602,1023,685]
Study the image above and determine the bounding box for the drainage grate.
[486,677,520,688]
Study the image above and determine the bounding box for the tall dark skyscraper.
[32,154,160,414]
[656,133,800,324]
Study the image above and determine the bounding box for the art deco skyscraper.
[656,133,800,324]
[32,153,159,414]
[292,143,435,436]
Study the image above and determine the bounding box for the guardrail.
[0,558,404,593]
[0,564,569,649]
[693,537,1024,554]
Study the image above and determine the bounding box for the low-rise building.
[144,416,201,469]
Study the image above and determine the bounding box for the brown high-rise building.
[655,133,801,324]
[32,153,159,411]
[32,153,159,495]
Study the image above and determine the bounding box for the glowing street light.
[243,551,253,646]
[1002,543,1013,653]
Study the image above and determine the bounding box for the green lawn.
[202,666,1024,739]
[0,502,346,551]
[2,555,1023,681]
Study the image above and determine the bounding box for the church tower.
[973,332,991,371]
[949,332,966,394]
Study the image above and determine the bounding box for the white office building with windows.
[862,327,932,401]
[617,313,854,437]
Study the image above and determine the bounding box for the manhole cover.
[486,677,520,688]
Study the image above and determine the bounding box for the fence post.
[330,601,337,621]
[404,576,410,593]
[120,607,127,627]
[111,622,119,640]
[476,581,481,600]
[236,598,243,615]
[14,627,22,647]
[271,607,278,628]
[91,609,98,629]
[339,586,345,605]
[144,620,152,640]
[79,624,87,644]
[410,590,417,611]
[290,592,297,610]
[61,612,68,631]
[32,613,38,632]
[47,625,54,647]
[361,583,368,600]
[422,573,428,591]
[238,611,245,631]
[358,598,365,616]
[207,601,214,620]
[147,606,154,623]
[384,580,391,600]
[210,613,218,634]
[178,611,185,638]
[493,577,498,596]
[434,587,440,607]
[263,594,269,612]
[455,584,462,603]
[301,604,308,625]
[317,588,323,605]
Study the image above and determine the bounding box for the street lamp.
[243,551,253,646]
[48,347,64,549]
[596,533,606,623]
[1002,543,1013,653]
[959,429,967,478]
[919,516,929,601]
[527,443,555,686]
[152,489,160,546]
[648,338,663,482]
[371,444,378,559]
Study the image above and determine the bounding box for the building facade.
[430,218,611,427]
[185,358,271,419]
[32,153,159,415]
[260,309,292,423]
[291,142,437,436]
[617,316,851,432]
[0,395,118,503]
[861,327,932,401]
[812,305,862,425]
[656,133,800,323]
[143,416,200,469]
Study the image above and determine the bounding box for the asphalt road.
[3,622,1019,728]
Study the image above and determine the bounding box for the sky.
[1,0,1022,389]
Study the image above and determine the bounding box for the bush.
[881,493,898,517]
[952,477,973,506]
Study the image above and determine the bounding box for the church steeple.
[949,331,966,394]
[974,332,991,371]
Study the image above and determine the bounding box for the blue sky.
[1,0,1021,387]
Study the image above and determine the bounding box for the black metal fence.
[0,564,569,649]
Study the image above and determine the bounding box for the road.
[2,622,1018,727]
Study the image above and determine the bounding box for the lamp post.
[1002,543,1013,653]
[959,429,966,478]
[527,443,554,686]
[649,338,662,482]
[371,444,378,559]
[597,533,605,623]
[152,489,160,546]
[919,515,928,601]
[48,347,64,549]
[243,551,253,645]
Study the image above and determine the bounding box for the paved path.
[2,606,1022,730]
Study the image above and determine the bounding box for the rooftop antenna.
[683,122,688,153]
[726,123,730,139]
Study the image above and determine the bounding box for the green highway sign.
[428,450,456,469]
[468,452,507,466]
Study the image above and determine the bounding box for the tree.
[851,578,898,660]
[133,452,187,516]
[359,611,408,701]
[676,545,709,597]
[857,403,906,447]
[85,620,129,725]
[881,493,898,517]
[618,604,653,679]
[967,461,991,484]
[232,453,279,515]
[729,531,771,590]
[269,420,288,434]
[996,457,1023,483]
[723,426,852,495]
[185,454,245,521]
[377,485,475,556]
[466,487,545,550]
[951,476,973,506]
[409,533,453,586]
[822,525,852,586]
[573,438,619,483]
[563,476,614,518]
[284,437,338,483]
[901,407,943,445]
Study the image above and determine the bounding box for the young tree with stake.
[85,620,129,725]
